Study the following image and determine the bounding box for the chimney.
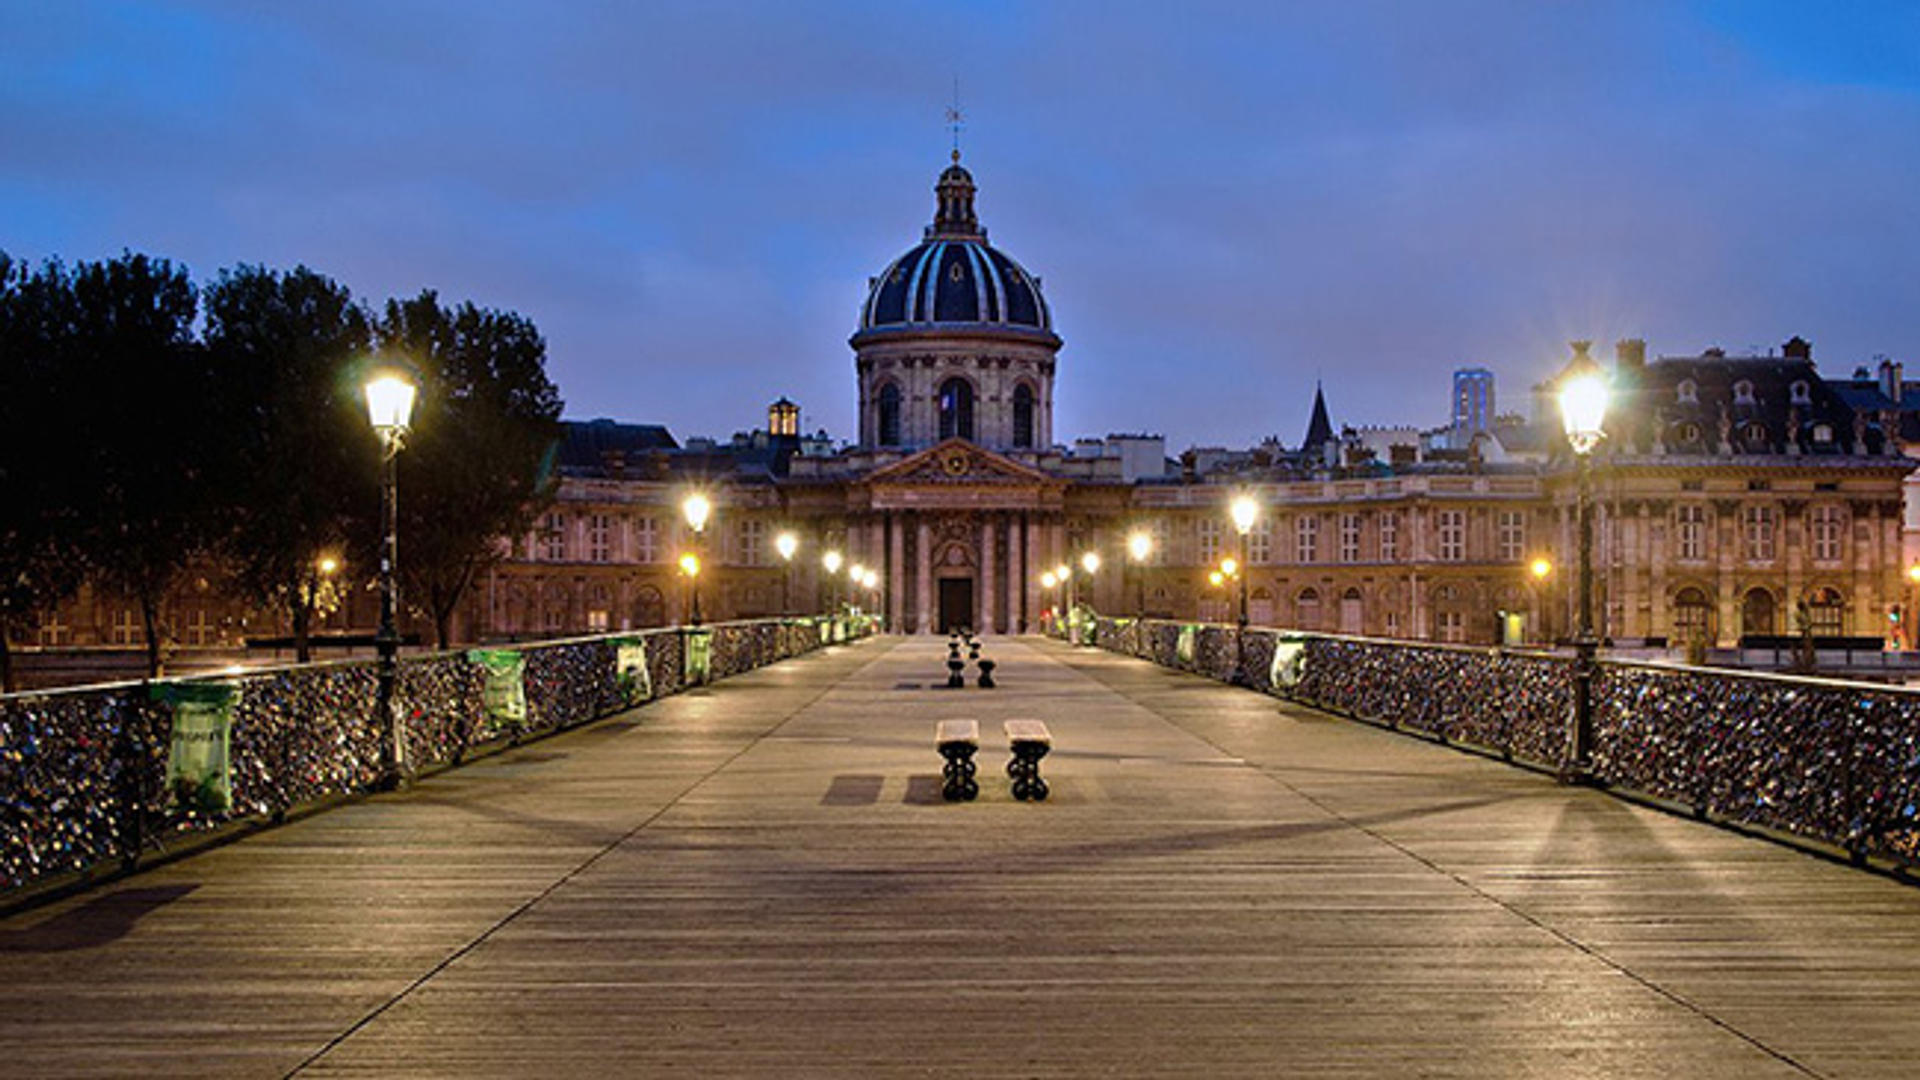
[1615,338,1646,371]
[1782,336,1812,361]
[1879,356,1904,405]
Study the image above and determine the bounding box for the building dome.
[856,156,1053,338]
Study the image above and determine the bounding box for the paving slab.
[2,636,1918,1079]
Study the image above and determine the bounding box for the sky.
[4,1,1920,451]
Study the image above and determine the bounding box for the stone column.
[981,515,997,634]
[889,512,905,632]
[916,518,933,634]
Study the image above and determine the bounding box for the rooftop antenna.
[945,76,965,164]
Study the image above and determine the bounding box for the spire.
[1302,382,1334,458]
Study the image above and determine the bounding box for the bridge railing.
[1088,615,1920,869]
[1,615,873,896]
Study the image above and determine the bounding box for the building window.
[1437,509,1465,562]
[185,608,213,647]
[1676,504,1706,561]
[1013,384,1035,448]
[1742,588,1775,636]
[1378,511,1399,561]
[37,610,70,647]
[1248,518,1273,564]
[1294,516,1317,564]
[587,514,613,563]
[736,519,766,567]
[1339,513,1361,563]
[543,513,567,562]
[1805,587,1845,636]
[1733,379,1755,405]
[1674,587,1713,642]
[1743,505,1776,562]
[1435,610,1465,643]
[1677,379,1698,404]
[1197,518,1222,566]
[1790,379,1811,405]
[1295,587,1321,631]
[1677,422,1702,444]
[1743,421,1768,446]
[937,377,974,441]
[111,608,139,646]
[633,516,659,564]
[1812,423,1833,445]
[1150,519,1171,567]
[1497,511,1525,562]
[877,383,902,446]
[1811,504,1843,563]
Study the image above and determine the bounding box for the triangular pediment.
[862,438,1057,487]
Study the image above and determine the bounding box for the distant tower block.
[1452,368,1495,433]
[768,397,800,437]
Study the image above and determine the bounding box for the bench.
[936,719,980,801]
[1003,719,1052,801]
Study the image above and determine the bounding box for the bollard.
[946,656,966,689]
[977,657,996,689]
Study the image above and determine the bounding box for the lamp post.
[363,367,416,790]
[823,549,843,615]
[1557,342,1610,782]
[1040,571,1058,631]
[678,552,701,625]
[775,531,798,615]
[1530,557,1553,646]
[849,563,867,613]
[681,493,710,626]
[1128,529,1153,619]
[1229,494,1259,683]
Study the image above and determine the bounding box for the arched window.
[1742,588,1775,636]
[877,383,902,446]
[1674,586,1713,642]
[1805,587,1845,637]
[1295,587,1321,631]
[938,377,974,441]
[1733,380,1755,404]
[1013,384,1035,448]
[1677,379,1698,404]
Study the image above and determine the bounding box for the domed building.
[852,154,1059,453]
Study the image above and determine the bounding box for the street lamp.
[1530,557,1554,645]
[849,563,867,612]
[775,531,798,615]
[823,549,843,614]
[363,365,416,790]
[1557,341,1610,782]
[1128,529,1153,618]
[1229,494,1258,684]
[681,493,711,626]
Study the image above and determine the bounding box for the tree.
[0,254,90,691]
[69,252,211,679]
[203,265,372,662]
[379,291,562,648]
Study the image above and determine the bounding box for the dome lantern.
[928,152,983,240]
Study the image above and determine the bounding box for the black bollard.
[946,656,966,689]
[977,657,996,689]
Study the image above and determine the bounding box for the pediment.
[863,438,1057,488]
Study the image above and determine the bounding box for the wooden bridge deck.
[4,636,1919,1079]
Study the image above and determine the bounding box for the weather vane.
[946,76,964,163]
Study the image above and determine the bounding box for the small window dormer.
[1789,379,1812,405]
[1733,379,1756,405]
[1812,423,1834,445]
[1677,379,1698,404]
[1743,421,1768,445]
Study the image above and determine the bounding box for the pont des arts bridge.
[1084,615,1920,869]
[1,616,876,897]
[4,616,1920,1078]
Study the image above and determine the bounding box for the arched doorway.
[631,585,667,629]
[1673,586,1713,644]
[1339,587,1364,635]
[1741,588,1776,636]
[1295,587,1321,631]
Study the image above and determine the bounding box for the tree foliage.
[69,252,211,679]
[203,265,372,662]
[379,291,562,647]
[0,254,89,690]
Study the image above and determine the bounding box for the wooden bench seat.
[1003,719,1052,801]
[936,719,980,801]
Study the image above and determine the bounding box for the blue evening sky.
[4,1,1918,450]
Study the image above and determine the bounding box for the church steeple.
[927,153,984,240]
[1302,382,1334,460]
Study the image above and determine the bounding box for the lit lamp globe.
[1081,551,1101,575]
[1530,557,1553,581]
[1558,361,1610,454]
[679,553,700,577]
[775,531,798,562]
[823,550,843,576]
[1128,531,1153,563]
[681,492,712,533]
[1229,494,1259,536]
[1040,571,1057,589]
[1220,557,1239,578]
[364,371,417,440]
[1054,563,1070,581]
